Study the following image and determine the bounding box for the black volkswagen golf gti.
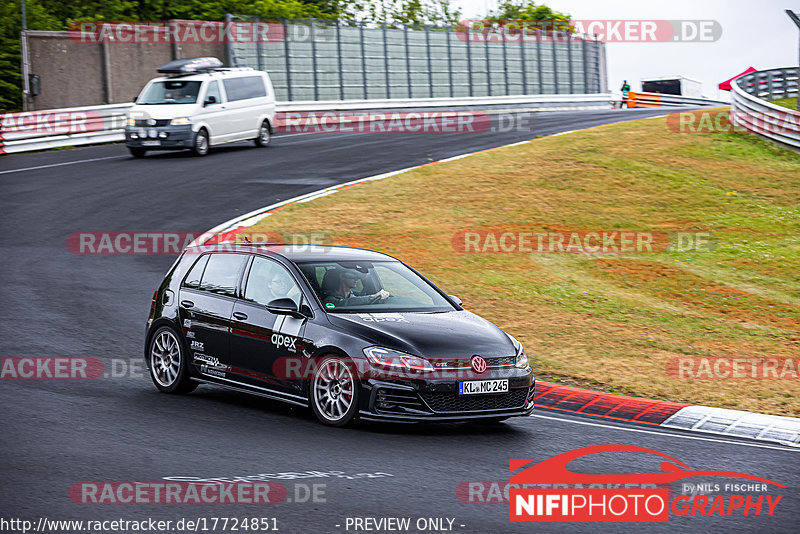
[145,243,535,426]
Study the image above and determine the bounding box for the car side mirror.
[204,95,216,106]
[266,298,303,318]
[448,295,462,306]
[132,96,137,103]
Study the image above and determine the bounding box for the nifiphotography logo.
[508,445,784,522]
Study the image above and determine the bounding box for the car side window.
[182,254,210,289]
[244,257,302,307]
[223,76,267,101]
[196,254,247,297]
[205,81,221,104]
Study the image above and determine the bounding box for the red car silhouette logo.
[510,444,785,487]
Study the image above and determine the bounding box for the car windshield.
[297,260,456,313]
[138,80,202,104]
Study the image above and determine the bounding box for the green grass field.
[246,112,800,415]
[771,98,798,110]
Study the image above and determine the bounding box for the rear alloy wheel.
[192,129,209,156]
[310,356,359,426]
[148,326,196,394]
[129,147,146,158]
[254,121,271,147]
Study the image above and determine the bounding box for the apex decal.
[271,333,299,352]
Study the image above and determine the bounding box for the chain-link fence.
[228,17,607,102]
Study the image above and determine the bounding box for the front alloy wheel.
[192,129,209,156]
[148,326,196,393]
[254,121,270,147]
[310,356,359,426]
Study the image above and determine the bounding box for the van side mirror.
[132,96,137,103]
[266,298,303,318]
[204,95,217,106]
[448,295,462,306]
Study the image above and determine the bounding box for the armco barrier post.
[282,18,292,101]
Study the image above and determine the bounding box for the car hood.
[328,310,516,359]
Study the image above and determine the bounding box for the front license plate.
[141,140,161,146]
[459,379,509,395]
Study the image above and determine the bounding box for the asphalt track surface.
[1,108,797,533]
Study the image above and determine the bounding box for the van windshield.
[138,80,202,104]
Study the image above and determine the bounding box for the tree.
[0,0,331,111]
[481,1,571,34]
[489,1,569,23]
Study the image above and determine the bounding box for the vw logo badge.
[471,355,487,374]
[146,118,156,126]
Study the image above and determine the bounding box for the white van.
[125,57,275,157]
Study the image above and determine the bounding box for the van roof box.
[157,57,224,75]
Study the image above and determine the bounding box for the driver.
[324,269,389,307]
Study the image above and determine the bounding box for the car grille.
[375,388,429,414]
[421,387,529,413]
[433,355,516,369]
[133,119,171,127]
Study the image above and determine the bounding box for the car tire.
[310,355,359,427]
[129,147,146,158]
[191,128,209,156]
[254,121,270,147]
[148,326,197,394]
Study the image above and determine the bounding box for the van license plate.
[141,140,161,147]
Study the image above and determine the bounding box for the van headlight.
[170,117,190,125]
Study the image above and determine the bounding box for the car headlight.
[125,117,135,126]
[363,347,434,373]
[515,346,529,369]
[506,334,529,369]
[170,117,191,125]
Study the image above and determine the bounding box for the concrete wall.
[23,31,225,110]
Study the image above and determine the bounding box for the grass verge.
[248,113,800,415]
[770,98,798,110]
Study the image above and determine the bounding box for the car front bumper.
[358,370,536,422]
[125,125,194,150]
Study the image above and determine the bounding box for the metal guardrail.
[730,67,800,151]
[0,91,729,155]
[0,95,613,155]
[0,103,132,155]
[626,91,728,108]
